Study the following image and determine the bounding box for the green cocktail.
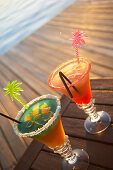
[14,94,65,148]
[13,94,89,169]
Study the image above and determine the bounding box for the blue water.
[0,0,75,55]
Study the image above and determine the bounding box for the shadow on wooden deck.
[0,0,113,169]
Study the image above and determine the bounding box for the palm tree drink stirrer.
[0,80,28,124]
[71,30,88,63]
[4,80,29,110]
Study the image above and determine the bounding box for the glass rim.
[13,94,61,138]
[48,57,91,90]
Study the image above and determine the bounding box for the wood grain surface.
[0,0,113,169]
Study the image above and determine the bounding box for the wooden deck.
[0,0,113,169]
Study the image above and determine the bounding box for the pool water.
[0,0,75,55]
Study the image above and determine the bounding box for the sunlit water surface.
[0,0,75,55]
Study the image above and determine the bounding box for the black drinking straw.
[0,112,21,124]
[59,71,80,98]
[59,72,73,98]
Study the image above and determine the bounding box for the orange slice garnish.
[24,114,32,122]
[40,103,48,110]
[32,104,39,117]
[42,107,51,114]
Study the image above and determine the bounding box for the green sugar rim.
[13,94,61,138]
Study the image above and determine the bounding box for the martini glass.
[48,57,111,134]
[13,94,89,170]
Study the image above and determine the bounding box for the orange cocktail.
[13,94,89,168]
[13,94,65,149]
[48,57,91,105]
[36,116,65,148]
[48,30,111,135]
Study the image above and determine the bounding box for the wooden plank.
[63,102,113,121]
[48,10,112,32]
[53,14,113,26]
[33,30,113,66]
[90,78,113,90]
[62,117,113,145]
[31,151,107,170]
[35,34,113,70]
[33,136,112,169]
[11,44,63,74]
[88,165,107,170]
[0,62,38,109]
[14,140,43,170]
[0,71,32,146]
[0,64,34,146]
[38,26,113,50]
[45,22,113,41]
[92,91,113,105]
[0,60,58,115]
[64,91,113,106]
[6,45,113,79]
[49,13,113,25]
[28,32,113,73]
[60,95,71,116]
[52,8,113,21]
[0,62,39,101]
[0,56,60,97]
[49,19,113,34]
[0,128,16,170]
[15,39,68,69]
[31,151,62,170]
[0,107,26,161]
[61,6,113,15]
[7,50,53,84]
[57,15,113,22]
[14,39,98,79]
[0,96,31,147]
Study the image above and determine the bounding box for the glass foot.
[84,111,111,134]
[62,149,89,170]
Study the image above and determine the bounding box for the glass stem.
[53,135,77,164]
[78,98,99,122]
